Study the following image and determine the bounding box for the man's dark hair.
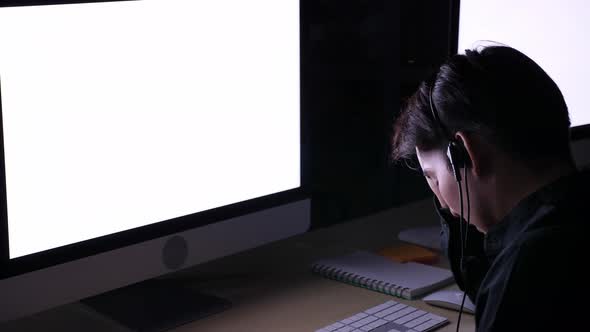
[391,45,571,167]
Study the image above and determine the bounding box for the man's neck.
[488,160,576,229]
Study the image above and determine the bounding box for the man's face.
[416,147,462,218]
[416,146,489,232]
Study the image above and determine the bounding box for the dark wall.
[401,0,453,98]
[308,1,453,229]
[308,0,590,229]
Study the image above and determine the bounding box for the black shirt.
[437,169,590,331]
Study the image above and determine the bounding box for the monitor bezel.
[449,0,590,140]
[0,0,135,7]
[0,0,310,279]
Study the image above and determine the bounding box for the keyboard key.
[374,303,407,318]
[392,303,407,311]
[365,300,396,314]
[404,314,431,328]
[334,326,355,332]
[351,316,378,328]
[384,307,415,321]
[329,322,345,330]
[355,313,369,320]
[394,310,426,324]
[339,312,367,327]
[341,317,356,325]
[360,319,388,331]
[414,319,442,332]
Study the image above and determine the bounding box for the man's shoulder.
[514,216,587,269]
[520,179,590,240]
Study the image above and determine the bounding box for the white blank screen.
[0,0,300,258]
[458,0,590,127]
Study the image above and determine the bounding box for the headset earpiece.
[447,139,469,182]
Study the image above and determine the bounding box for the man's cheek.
[440,184,458,213]
[432,187,449,209]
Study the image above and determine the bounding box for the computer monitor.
[450,0,590,136]
[0,0,310,327]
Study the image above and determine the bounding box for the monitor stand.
[81,279,231,332]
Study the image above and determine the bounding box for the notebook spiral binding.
[311,263,409,299]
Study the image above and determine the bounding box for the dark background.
[309,0,454,228]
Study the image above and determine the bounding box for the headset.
[428,84,472,332]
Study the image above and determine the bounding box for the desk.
[1,199,475,332]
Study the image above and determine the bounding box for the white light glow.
[458,0,590,127]
[0,0,300,258]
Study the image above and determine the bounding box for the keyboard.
[315,300,449,332]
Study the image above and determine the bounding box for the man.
[391,45,589,331]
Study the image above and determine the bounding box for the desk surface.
[1,199,475,332]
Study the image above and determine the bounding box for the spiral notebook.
[311,250,454,300]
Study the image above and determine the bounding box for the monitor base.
[81,279,231,332]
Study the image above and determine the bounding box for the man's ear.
[455,131,489,177]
